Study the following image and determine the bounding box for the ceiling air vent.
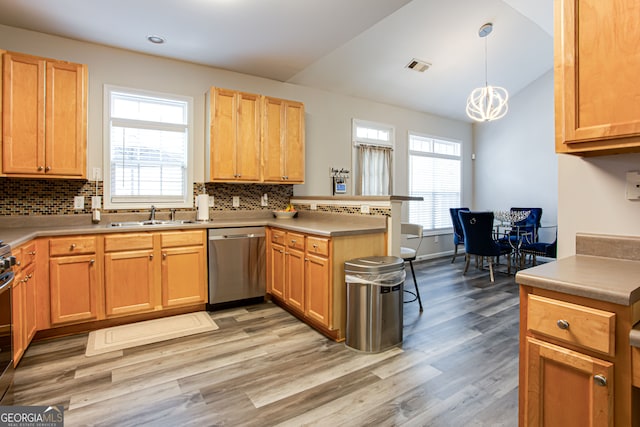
[405,58,431,73]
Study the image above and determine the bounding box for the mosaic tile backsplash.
[0,178,294,216]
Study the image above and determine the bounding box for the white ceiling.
[0,0,553,123]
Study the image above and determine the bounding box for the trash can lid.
[344,256,405,274]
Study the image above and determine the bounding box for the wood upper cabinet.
[103,233,156,318]
[49,236,100,325]
[160,230,207,308]
[555,0,640,155]
[1,51,87,177]
[207,87,261,182]
[262,96,305,183]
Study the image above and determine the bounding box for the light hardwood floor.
[4,256,521,426]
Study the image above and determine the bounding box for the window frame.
[351,118,395,195]
[407,131,462,235]
[103,85,194,210]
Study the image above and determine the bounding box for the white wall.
[473,70,558,231]
[558,153,640,257]
[0,24,472,204]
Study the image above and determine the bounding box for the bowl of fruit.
[273,204,297,219]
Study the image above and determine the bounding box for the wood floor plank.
[5,255,524,426]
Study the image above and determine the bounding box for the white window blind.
[408,133,461,231]
[104,86,193,208]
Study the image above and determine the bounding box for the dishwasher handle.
[209,233,262,240]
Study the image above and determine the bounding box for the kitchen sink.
[109,219,198,227]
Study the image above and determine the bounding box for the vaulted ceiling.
[0,0,553,122]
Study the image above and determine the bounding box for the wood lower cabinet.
[104,233,156,317]
[160,231,207,308]
[555,0,640,155]
[267,227,385,340]
[525,336,613,426]
[12,241,39,365]
[519,287,639,427]
[49,236,100,325]
[1,51,87,177]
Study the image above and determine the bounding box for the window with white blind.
[352,119,394,195]
[104,86,193,209]
[408,132,461,232]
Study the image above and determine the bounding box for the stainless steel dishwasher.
[207,227,266,310]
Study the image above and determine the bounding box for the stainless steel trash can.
[345,256,406,352]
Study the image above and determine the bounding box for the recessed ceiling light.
[147,35,166,44]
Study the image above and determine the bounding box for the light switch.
[91,196,102,209]
[233,196,240,207]
[626,171,640,200]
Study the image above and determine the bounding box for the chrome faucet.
[149,205,156,221]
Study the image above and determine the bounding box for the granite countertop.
[516,255,640,306]
[0,211,388,248]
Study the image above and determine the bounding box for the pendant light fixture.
[466,23,508,122]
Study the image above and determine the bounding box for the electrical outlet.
[360,204,370,214]
[208,196,215,207]
[74,196,84,210]
[91,196,102,210]
[233,196,240,207]
[261,193,268,207]
[310,203,318,210]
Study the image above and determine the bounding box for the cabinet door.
[305,253,330,327]
[262,97,305,183]
[524,337,613,427]
[45,60,86,176]
[268,242,286,300]
[555,0,640,154]
[235,91,261,181]
[104,250,156,317]
[283,101,305,182]
[23,263,37,344]
[11,271,25,366]
[161,245,206,308]
[49,254,99,325]
[285,247,305,313]
[2,52,46,175]
[210,87,237,181]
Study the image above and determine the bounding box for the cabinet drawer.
[161,230,204,248]
[104,233,153,252]
[286,232,305,250]
[271,229,286,245]
[527,294,615,355]
[14,241,37,270]
[306,236,329,257]
[50,236,97,256]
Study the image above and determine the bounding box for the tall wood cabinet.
[262,96,305,183]
[1,51,87,177]
[555,0,640,155]
[206,87,261,182]
[12,241,38,366]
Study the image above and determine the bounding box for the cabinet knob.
[90,259,95,264]
[37,166,44,171]
[28,251,36,255]
[556,319,570,330]
[162,253,167,259]
[45,166,51,172]
[70,243,76,250]
[313,244,318,249]
[593,375,607,387]
[149,254,154,260]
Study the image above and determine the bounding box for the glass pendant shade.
[466,85,508,121]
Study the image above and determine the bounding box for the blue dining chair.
[458,211,512,282]
[520,225,557,267]
[449,207,469,263]
[509,207,542,243]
